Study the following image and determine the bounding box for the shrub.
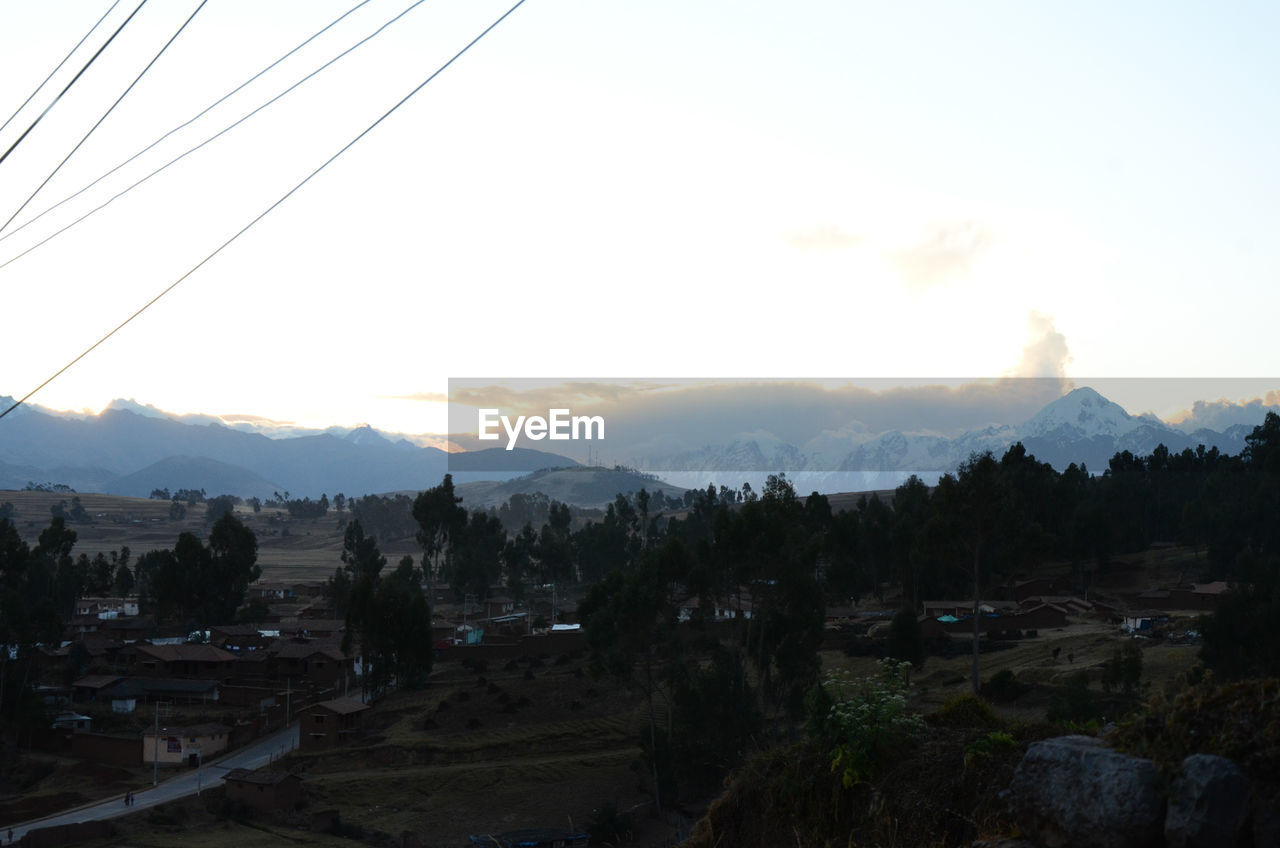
[1110,675,1280,778]
[1100,643,1143,695]
[808,659,926,787]
[963,731,1018,767]
[1047,671,1099,725]
[931,693,1001,729]
[980,669,1029,703]
[885,606,925,669]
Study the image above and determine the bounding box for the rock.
[1008,735,1163,848]
[1165,754,1248,848]
[1252,798,1280,848]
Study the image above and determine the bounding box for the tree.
[113,560,134,596]
[580,545,682,813]
[68,497,91,523]
[339,523,432,696]
[448,511,505,600]
[205,494,237,525]
[412,475,466,589]
[146,515,259,628]
[931,452,1017,694]
[885,606,925,670]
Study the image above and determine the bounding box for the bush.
[885,606,925,669]
[1100,643,1143,695]
[808,659,926,787]
[1110,675,1280,778]
[980,669,1029,703]
[931,694,1001,729]
[1047,671,1099,725]
[963,731,1018,767]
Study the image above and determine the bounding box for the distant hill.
[0,399,578,499]
[109,456,283,500]
[456,466,688,508]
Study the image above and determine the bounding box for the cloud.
[379,391,449,403]
[1165,390,1280,432]
[1013,311,1073,380]
[786,226,863,250]
[889,221,990,289]
[448,381,679,413]
[445,377,1070,449]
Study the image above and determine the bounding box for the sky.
[1,0,1278,436]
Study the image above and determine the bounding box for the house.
[279,620,345,639]
[269,640,355,690]
[468,828,590,848]
[1009,603,1069,630]
[72,675,123,703]
[1122,610,1169,634]
[299,696,369,751]
[99,677,221,707]
[134,644,236,679]
[51,711,92,732]
[223,768,304,813]
[921,600,1017,618]
[1019,595,1093,615]
[210,624,271,653]
[675,591,755,623]
[142,722,229,766]
[76,597,140,618]
[252,581,294,601]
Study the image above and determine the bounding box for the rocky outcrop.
[1007,735,1163,848]
[1164,754,1248,848]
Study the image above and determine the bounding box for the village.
[3,536,1227,848]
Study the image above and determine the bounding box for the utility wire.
[0,0,530,423]
[0,0,123,140]
[0,0,207,237]
[0,0,375,246]
[0,0,423,272]
[0,0,145,170]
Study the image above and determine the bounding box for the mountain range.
[0,387,1270,502]
[612,387,1262,476]
[0,397,575,499]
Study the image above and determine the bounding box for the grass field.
[0,490,416,584]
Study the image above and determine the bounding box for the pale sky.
[1,1,1277,435]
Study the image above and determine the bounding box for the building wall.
[141,730,229,765]
[225,778,302,813]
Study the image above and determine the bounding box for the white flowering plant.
[812,659,926,788]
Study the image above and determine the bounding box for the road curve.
[3,723,299,844]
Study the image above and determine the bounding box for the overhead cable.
[0,0,530,423]
[0,0,429,271]
[0,0,374,246]
[0,0,209,236]
[0,0,146,171]
[0,0,123,140]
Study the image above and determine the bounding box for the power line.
[0,0,208,236]
[0,0,146,171]
[0,0,426,272]
[0,0,123,140]
[0,0,530,424]
[0,0,375,246]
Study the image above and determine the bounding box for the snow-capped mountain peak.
[1020,386,1140,439]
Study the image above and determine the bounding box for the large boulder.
[1008,735,1163,848]
[1165,754,1248,847]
